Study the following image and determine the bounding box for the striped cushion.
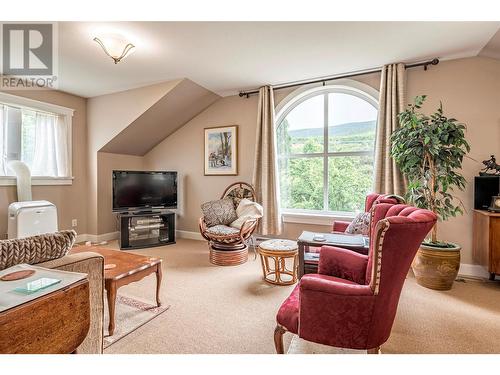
[0,230,76,271]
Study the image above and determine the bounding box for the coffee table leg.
[155,264,162,307]
[106,282,117,336]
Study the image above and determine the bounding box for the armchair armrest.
[298,274,374,348]
[332,220,350,232]
[199,216,211,241]
[319,245,368,284]
[239,218,258,241]
[300,274,373,296]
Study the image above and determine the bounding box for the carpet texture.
[103,294,169,348]
[102,239,500,354]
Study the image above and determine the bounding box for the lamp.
[93,34,135,64]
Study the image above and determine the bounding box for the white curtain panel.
[252,86,282,235]
[0,105,5,175]
[32,113,69,177]
[53,115,70,177]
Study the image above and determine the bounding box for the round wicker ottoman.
[258,239,298,285]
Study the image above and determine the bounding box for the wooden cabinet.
[473,210,500,280]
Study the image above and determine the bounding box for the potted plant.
[391,95,470,290]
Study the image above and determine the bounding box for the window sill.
[0,177,74,186]
[282,211,356,226]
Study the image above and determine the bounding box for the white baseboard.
[176,230,204,241]
[76,230,204,244]
[75,231,119,244]
[458,263,490,280]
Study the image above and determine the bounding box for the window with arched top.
[276,81,378,215]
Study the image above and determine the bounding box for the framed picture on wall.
[204,125,238,176]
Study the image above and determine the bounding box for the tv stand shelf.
[118,210,175,250]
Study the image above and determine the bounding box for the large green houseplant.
[391,95,470,290]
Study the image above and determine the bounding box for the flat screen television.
[112,170,177,212]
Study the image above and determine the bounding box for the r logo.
[2,23,53,76]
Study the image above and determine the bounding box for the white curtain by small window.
[31,113,69,177]
[0,105,5,175]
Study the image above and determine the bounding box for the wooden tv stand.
[473,209,500,280]
[118,210,175,250]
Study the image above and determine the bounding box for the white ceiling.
[58,22,500,98]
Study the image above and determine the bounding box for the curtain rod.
[238,58,439,98]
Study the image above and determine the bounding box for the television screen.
[112,171,177,211]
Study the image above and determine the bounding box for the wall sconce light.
[93,34,135,64]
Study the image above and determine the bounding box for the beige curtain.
[252,86,282,235]
[374,63,407,196]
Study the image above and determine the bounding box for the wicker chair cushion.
[201,197,238,227]
[205,225,240,236]
[0,230,77,271]
[225,186,255,208]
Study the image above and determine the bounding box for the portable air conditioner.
[8,200,58,239]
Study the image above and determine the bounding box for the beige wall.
[0,90,88,237]
[144,94,259,232]
[87,80,181,234]
[143,57,500,265]
[406,57,500,264]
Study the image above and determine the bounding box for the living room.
[1,1,500,372]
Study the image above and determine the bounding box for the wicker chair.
[199,182,260,265]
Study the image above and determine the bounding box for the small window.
[276,83,378,214]
[0,97,72,179]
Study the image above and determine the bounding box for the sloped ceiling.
[479,28,500,60]
[99,79,220,155]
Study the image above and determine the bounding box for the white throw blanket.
[230,199,263,229]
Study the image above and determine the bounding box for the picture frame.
[204,125,238,176]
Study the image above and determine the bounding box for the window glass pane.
[328,155,374,212]
[277,94,324,155]
[328,93,377,152]
[21,110,36,168]
[279,156,323,210]
[0,103,69,178]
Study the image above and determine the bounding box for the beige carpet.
[100,238,500,354]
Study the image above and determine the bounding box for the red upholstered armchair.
[332,193,405,233]
[275,203,436,354]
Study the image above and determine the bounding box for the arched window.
[276,81,378,214]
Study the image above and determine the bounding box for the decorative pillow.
[0,230,76,271]
[205,225,240,236]
[225,187,255,209]
[230,198,263,229]
[201,197,238,227]
[345,212,371,236]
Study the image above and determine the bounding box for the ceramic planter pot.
[412,243,461,291]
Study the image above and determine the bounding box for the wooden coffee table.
[71,246,162,336]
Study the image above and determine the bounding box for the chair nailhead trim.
[374,221,390,295]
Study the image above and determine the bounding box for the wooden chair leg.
[367,346,381,354]
[274,325,286,354]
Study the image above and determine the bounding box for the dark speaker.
[474,176,500,210]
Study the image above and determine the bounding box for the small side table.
[0,278,90,354]
[258,239,298,285]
